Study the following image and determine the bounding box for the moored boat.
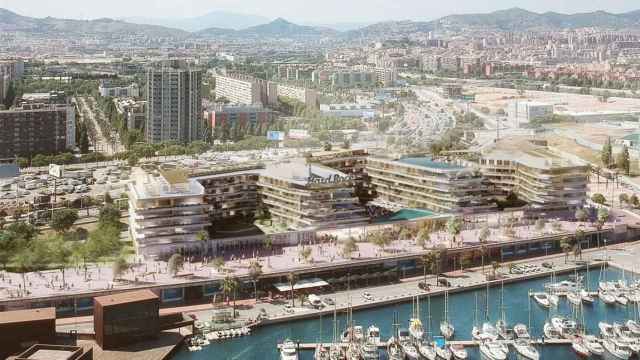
[513,339,539,360]
[280,339,299,360]
[513,324,530,339]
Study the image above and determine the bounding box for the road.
[76,96,123,155]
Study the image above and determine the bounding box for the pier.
[276,338,575,350]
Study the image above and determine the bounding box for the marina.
[174,261,640,359]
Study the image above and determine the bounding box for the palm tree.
[447,217,462,246]
[491,261,500,278]
[249,261,263,301]
[212,256,225,273]
[167,253,184,277]
[420,253,435,286]
[112,255,129,281]
[196,230,208,258]
[263,238,273,267]
[222,275,238,317]
[560,237,571,264]
[369,232,389,254]
[287,272,297,307]
[479,245,488,274]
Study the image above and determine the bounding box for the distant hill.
[123,11,270,32]
[346,8,640,39]
[196,18,337,39]
[437,7,640,31]
[0,8,188,38]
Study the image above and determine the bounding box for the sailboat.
[496,281,512,340]
[440,290,455,340]
[514,290,532,340]
[409,296,425,340]
[315,313,330,360]
[280,339,299,360]
[513,338,540,360]
[330,306,346,360]
[418,295,437,360]
[387,312,405,360]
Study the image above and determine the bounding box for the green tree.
[597,207,609,224]
[196,230,209,257]
[560,237,571,264]
[49,208,79,234]
[212,256,225,273]
[112,255,129,281]
[299,246,312,263]
[287,272,297,307]
[601,137,613,168]
[617,145,631,175]
[575,208,588,222]
[619,194,630,207]
[479,226,491,243]
[222,275,239,316]
[98,205,120,226]
[248,261,263,300]
[342,237,359,259]
[369,232,390,253]
[591,193,606,205]
[12,247,37,293]
[447,217,463,245]
[631,194,640,208]
[47,236,74,287]
[127,154,139,167]
[167,253,184,277]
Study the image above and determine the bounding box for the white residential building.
[128,168,211,258]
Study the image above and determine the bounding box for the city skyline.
[2,0,640,25]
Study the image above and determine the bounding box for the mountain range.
[3,7,640,40]
[122,11,270,32]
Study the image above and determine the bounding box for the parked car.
[438,278,452,287]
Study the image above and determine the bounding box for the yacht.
[449,344,468,360]
[626,320,640,336]
[615,293,629,306]
[409,319,424,341]
[567,291,582,306]
[571,337,590,358]
[315,344,331,360]
[600,291,617,305]
[440,321,454,340]
[513,324,530,339]
[360,341,379,360]
[417,342,437,360]
[603,339,632,360]
[280,339,299,360]
[435,342,452,360]
[513,339,539,360]
[398,329,419,360]
[329,344,346,360]
[495,319,512,340]
[479,341,507,360]
[346,343,362,360]
[543,322,562,339]
[531,292,550,308]
[583,335,605,357]
[549,293,559,307]
[353,326,365,343]
[580,290,595,304]
[613,322,638,342]
[386,340,404,360]
[600,322,616,338]
[551,317,577,338]
[366,325,381,345]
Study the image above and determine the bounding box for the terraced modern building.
[128,167,211,257]
[258,160,369,230]
[477,139,589,211]
[366,156,493,213]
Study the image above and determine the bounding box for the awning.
[273,278,329,292]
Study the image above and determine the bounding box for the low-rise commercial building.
[94,290,160,349]
[98,81,140,98]
[366,157,493,213]
[128,167,211,258]
[507,101,554,126]
[0,307,56,358]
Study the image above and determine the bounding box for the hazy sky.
[1,0,639,23]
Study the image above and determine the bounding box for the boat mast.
[428,295,432,341]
